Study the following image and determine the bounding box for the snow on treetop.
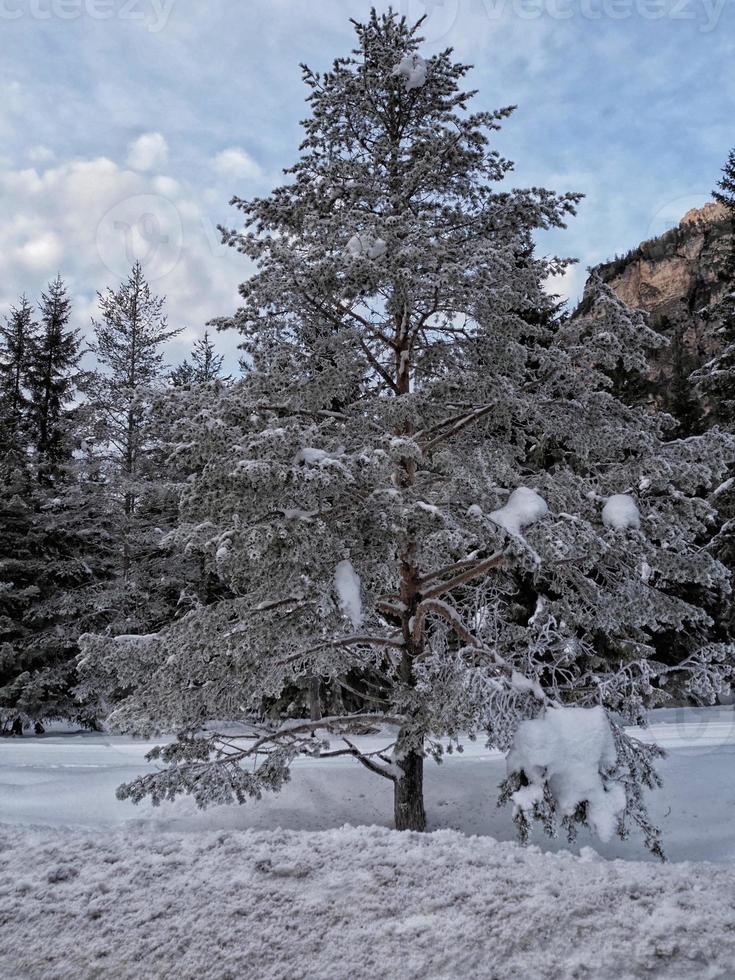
[602,494,640,531]
[489,487,548,536]
[391,53,427,90]
[335,559,363,629]
[507,706,626,842]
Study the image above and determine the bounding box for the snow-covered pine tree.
[171,330,226,387]
[79,12,733,852]
[84,261,183,629]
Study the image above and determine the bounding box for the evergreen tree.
[171,330,225,387]
[0,296,38,448]
[0,281,113,731]
[694,148,735,426]
[79,13,733,852]
[26,275,82,481]
[688,149,735,610]
[87,261,180,585]
[713,147,735,211]
[0,436,116,731]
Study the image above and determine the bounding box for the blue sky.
[0,0,733,368]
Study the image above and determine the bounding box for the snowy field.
[2,706,735,978]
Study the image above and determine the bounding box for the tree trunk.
[309,676,322,722]
[394,749,426,831]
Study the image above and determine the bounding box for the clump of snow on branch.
[345,234,387,260]
[392,53,427,90]
[506,706,626,842]
[293,447,347,472]
[489,487,548,536]
[602,494,641,531]
[335,559,363,629]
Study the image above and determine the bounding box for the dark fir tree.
[27,275,82,482]
[0,283,113,732]
[713,147,735,212]
[0,295,37,448]
[689,148,735,608]
[694,147,735,426]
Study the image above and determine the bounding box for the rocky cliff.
[584,201,734,422]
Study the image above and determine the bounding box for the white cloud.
[0,153,247,371]
[27,146,56,164]
[16,231,64,272]
[127,132,169,172]
[212,147,262,181]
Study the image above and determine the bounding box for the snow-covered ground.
[2,706,735,862]
[3,824,735,980]
[2,706,735,978]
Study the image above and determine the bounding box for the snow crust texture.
[1,825,735,980]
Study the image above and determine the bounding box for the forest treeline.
[0,262,230,731]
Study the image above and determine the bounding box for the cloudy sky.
[0,0,733,369]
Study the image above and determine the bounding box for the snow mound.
[489,487,548,536]
[335,559,363,629]
[392,53,427,90]
[507,706,625,843]
[602,494,640,531]
[2,824,735,980]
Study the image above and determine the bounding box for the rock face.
[585,201,734,421]
[600,202,731,320]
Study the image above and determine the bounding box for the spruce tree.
[0,459,114,731]
[694,147,735,426]
[713,147,735,211]
[87,261,180,586]
[80,13,733,851]
[27,275,82,482]
[0,282,113,731]
[688,147,735,614]
[171,330,225,387]
[0,296,38,448]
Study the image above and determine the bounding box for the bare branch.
[278,633,404,667]
[420,553,506,600]
[341,737,397,781]
[421,403,496,454]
